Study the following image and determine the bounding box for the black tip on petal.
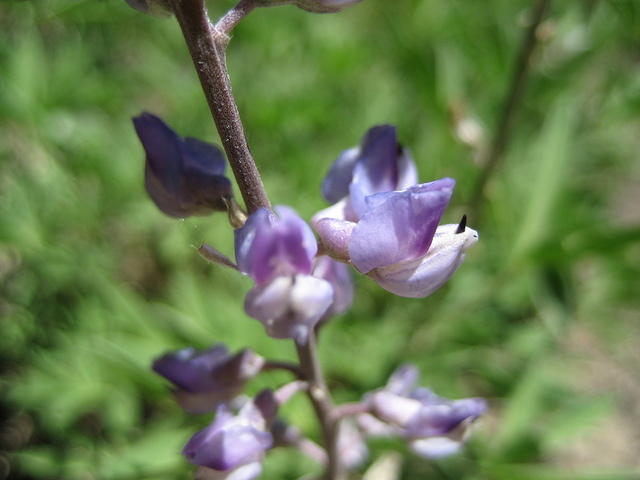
[455,214,467,234]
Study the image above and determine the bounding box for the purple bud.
[183,392,276,471]
[235,207,318,286]
[312,256,354,318]
[152,345,264,414]
[133,113,232,218]
[364,365,487,459]
[322,125,417,208]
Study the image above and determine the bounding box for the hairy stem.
[469,0,551,217]
[169,0,270,213]
[296,332,344,480]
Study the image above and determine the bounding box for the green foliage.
[1,0,639,479]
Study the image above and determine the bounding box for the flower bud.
[133,113,232,218]
[152,344,264,414]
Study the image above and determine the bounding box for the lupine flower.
[313,126,478,298]
[236,207,334,342]
[183,390,277,476]
[152,344,264,414]
[133,113,232,218]
[364,365,487,459]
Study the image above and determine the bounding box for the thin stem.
[262,359,304,378]
[296,332,344,480]
[169,0,270,213]
[468,0,551,218]
[215,0,258,36]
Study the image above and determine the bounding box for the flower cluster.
[134,115,485,478]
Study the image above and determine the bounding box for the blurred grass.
[1,0,639,479]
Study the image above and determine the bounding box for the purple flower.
[152,345,264,414]
[313,126,478,298]
[236,207,334,342]
[183,390,277,474]
[133,113,232,218]
[364,365,487,459]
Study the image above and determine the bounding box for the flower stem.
[469,0,551,218]
[169,0,270,213]
[296,332,344,480]
[170,1,342,477]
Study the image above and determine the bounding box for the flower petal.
[349,179,455,274]
[367,223,478,298]
[322,147,360,203]
[235,207,317,285]
[244,275,334,341]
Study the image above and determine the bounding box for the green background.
[1,0,639,478]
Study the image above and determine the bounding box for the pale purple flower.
[133,113,232,218]
[183,390,277,473]
[152,345,264,414]
[236,207,334,342]
[313,126,478,298]
[364,365,487,459]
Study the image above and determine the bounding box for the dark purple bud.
[152,345,264,414]
[133,113,232,218]
[183,393,275,471]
